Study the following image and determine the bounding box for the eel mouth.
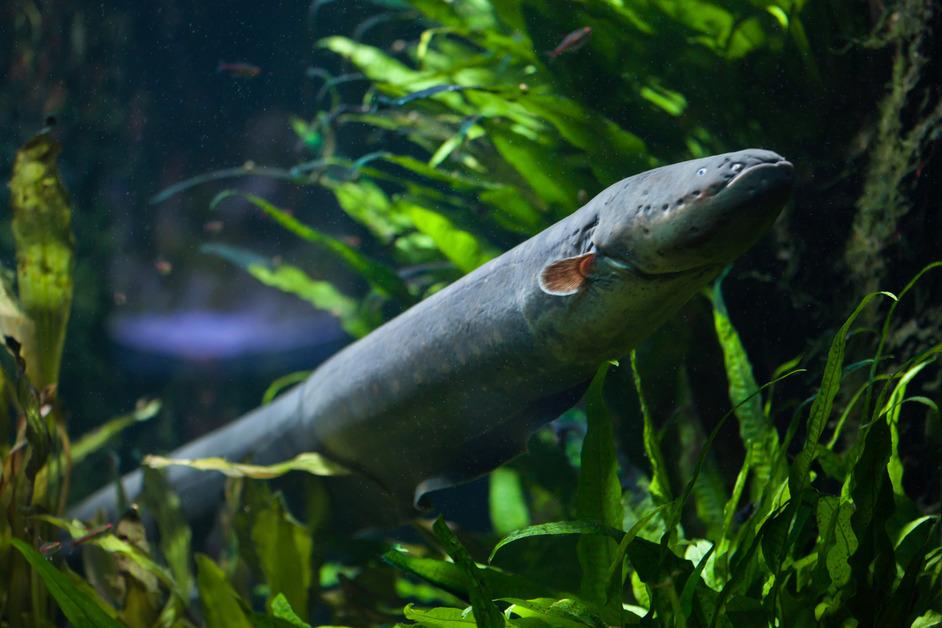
[593,244,705,280]
[726,158,794,191]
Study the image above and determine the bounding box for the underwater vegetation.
[1,0,939,626]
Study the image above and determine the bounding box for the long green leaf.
[881,359,933,496]
[867,261,941,417]
[196,554,252,628]
[202,242,373,337]
[140,467,193,598]
[9,132,74,388]
[489,520,624,563]
[10,538,124,628]
[329,179,410,243]
[0,338,49,477]
[502,597,606,627]
[679,543,715,616]
[520,94,650,184]
[385,550,554,601]
[489,467,530,536]
[402,604,477,626]
[630,351,671,503]
[432,517,504,628]
[142,450,350,479]
[262,371,311,405]
[484,121,581,210]
[789,291,895,497]
[71,400,161,465]
[36,515,182,599]
[210,190,413,304]
[251,493,314,618]
[318,36,431,90]
[605,504,671,587]
[269,593,312,628]
[406,204,499,273]
[575,363,623,610]
[711,274,780,497]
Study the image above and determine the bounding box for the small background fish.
[547,26,592,58]
[217,61,262,78]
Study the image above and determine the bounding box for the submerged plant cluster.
[1,0,939,626]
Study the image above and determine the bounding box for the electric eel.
[73,149,794,526]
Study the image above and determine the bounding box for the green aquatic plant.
[122,0,934,625]
[377,269,940,626]
[12,261,936,626]
[164,0,868,356]
[0,134,162,627]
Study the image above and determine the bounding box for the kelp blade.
[142,451,351,479]
[9,132,75,388]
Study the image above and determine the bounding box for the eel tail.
[69,385,309,523]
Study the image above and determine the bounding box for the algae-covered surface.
[0,1,939,626]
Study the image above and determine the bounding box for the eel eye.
[697,168,707,176]
[731,163,743,173]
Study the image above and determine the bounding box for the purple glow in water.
[109,308,345,361]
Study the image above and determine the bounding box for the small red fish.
[547,26,592,59]
[39,523,113,557]
[203,220,224,234]
[217,61,262,79]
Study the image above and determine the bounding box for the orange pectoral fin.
[538,252,596,296]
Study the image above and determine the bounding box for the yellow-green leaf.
[251,494,314,618]
[9,132,75,388]
[406,204,499,273]
[70,400,161,465]
[197,554,253,628]
[142,451,351,479]
[10,538,123,628]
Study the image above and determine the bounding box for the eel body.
[73,149,793,526]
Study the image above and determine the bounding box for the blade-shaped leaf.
[202,242,374,337]
[432,517,504,628]
[489,467,530,536]
[142,451,350,479]
[71,400,161,465]
[11,538,124,628]
[402,604,477,626]
[575,363,623,610]
[711,275,780,498]
[406,204,499,273]
[251,493,314,618]
[489,521,624,563]
[210,190,412,304]
[630,351,671,503]
[9,131,75,388]
[789,291,895,497]
[196,554,252,628]
[140,467,193,597]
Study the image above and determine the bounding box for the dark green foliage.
[432,517,505,627]
[10,539,123,628]
[575,364,624,612]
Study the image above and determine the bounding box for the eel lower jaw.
[726,158,794,190]
[595,245,712,282]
